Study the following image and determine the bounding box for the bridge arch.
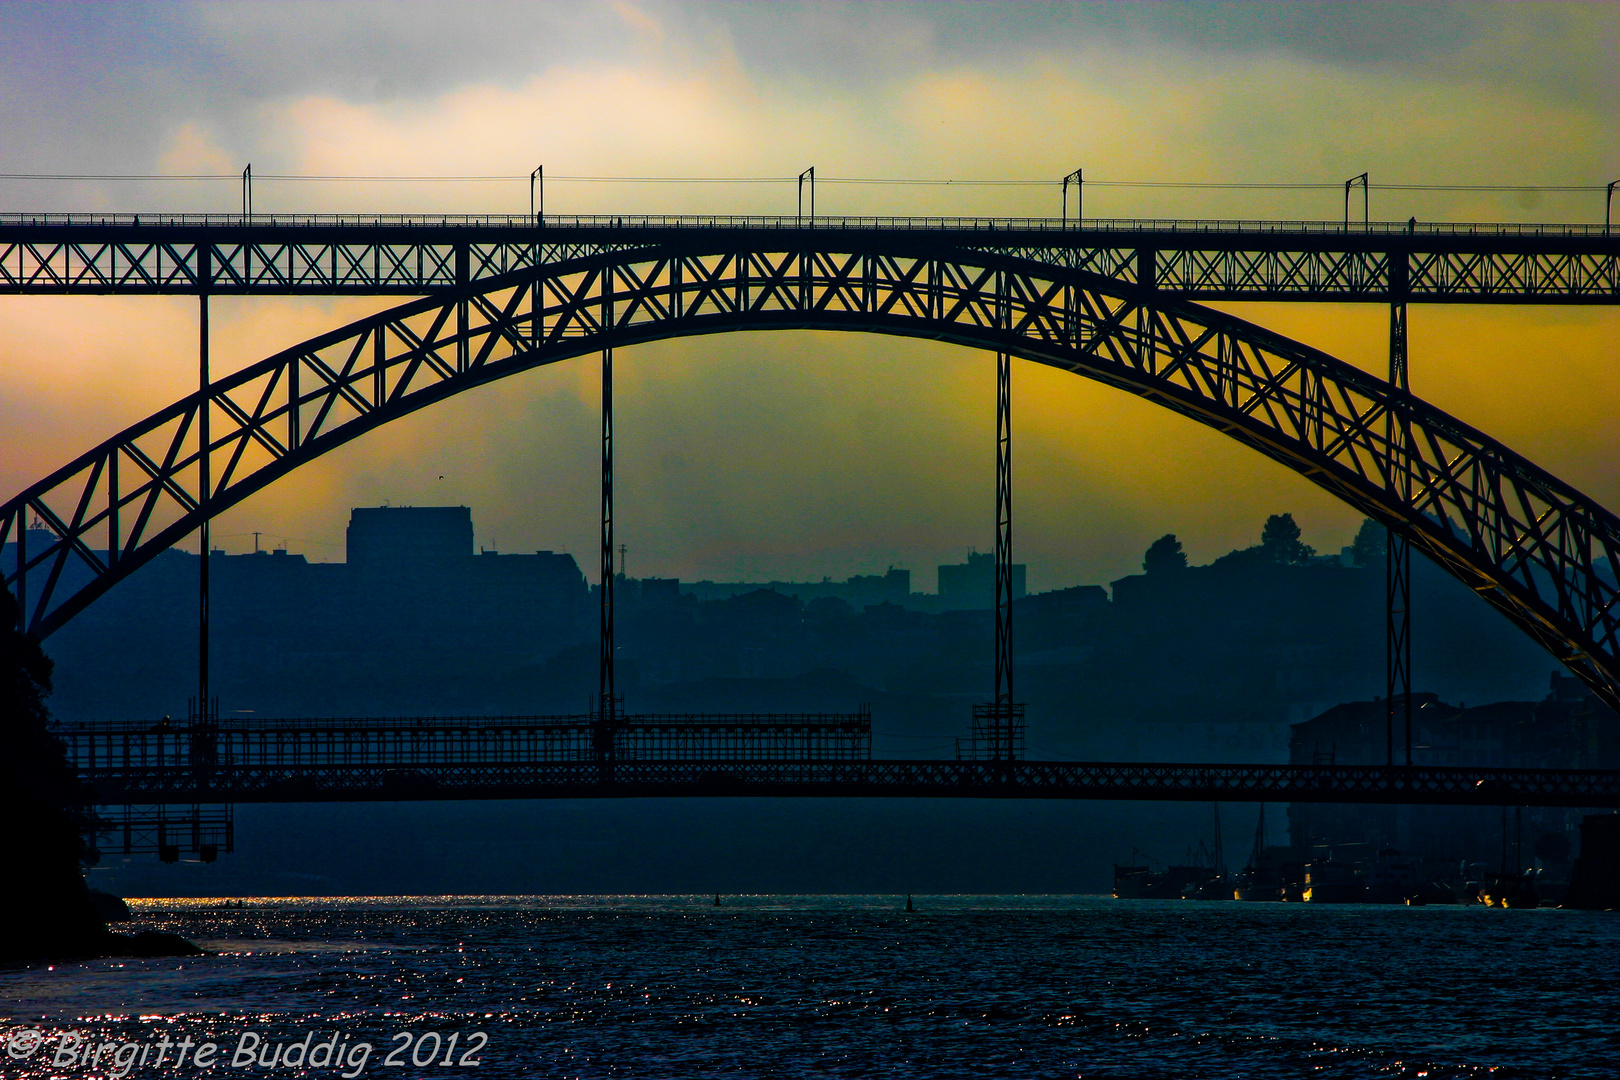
[6,242,1620,709]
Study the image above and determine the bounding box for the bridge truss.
[1,215,1615,303]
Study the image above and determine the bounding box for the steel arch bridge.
[5,236,1620,716]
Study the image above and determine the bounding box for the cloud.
[156,122,238,176]
[1,2,1616,592]
[606,0,667,43]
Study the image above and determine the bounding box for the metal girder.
[7,244,1620,712]
[0,219,1614,303]
[77,759,1620,808]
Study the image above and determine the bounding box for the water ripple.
[0,896,1614,1079]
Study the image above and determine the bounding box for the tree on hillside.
[1260,513,1316,565]
[1351,518,1385,569]
[1143,534,1188,575]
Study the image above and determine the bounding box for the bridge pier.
[596,344,620,778]
[1387,254,1413,767]
[994,349,1012,712]
[197,277,210,726]
[966,348,1025,761]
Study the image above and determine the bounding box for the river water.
[2,895,1615,1079]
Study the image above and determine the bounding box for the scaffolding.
[57,707,872,771]
[959,702,1026,761]
[95,803,234,862]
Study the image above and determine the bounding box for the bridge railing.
[1,211,1614,238]
[71,758,1620,807]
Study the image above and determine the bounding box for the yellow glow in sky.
[1,2,1615,590]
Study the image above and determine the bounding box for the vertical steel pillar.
[994,350,1013,712]
[965,262,1027,765]
[197,266,211,728]
[596,343,616,770]
[13,515,23,634]
[965,341,1024,765]
[594,256,619,775]
[1386,288,1413,767]
[455,243,470,373]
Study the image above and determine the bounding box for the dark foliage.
[1351,517,1385,569]
[0,588,95,848]
[1143,534,1188,575]
[0,587,105,961]
[1261,512,1316,565]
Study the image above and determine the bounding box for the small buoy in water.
[713,893,721,907]
[905,893,915,913]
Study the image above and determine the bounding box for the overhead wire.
[0,172,1607,191]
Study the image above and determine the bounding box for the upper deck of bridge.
[2,212,1615,301]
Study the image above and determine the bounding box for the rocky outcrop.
[0,791,206,963]
[105,930,208,958]
[0,787,108,962]
[88,889,132,922]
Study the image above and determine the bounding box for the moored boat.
[1364,848,1419,904]
[1114,862,1217,900]
[1232,805,1285,901]
[1303,858,1366,903]
[1479,871,1540,909]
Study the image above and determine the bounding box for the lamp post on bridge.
[530,166,544,225]
[1061,168,1082,227]
[1344,172,1369,230]
[1607,180,1618,235]
[798,167,814,221]
[241,165,251,220]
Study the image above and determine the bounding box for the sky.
[1,1,1617,591]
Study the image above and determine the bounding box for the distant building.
[1286,677,1618,869]
[37,505,591,720]
[347,505,473,565]
[1287,677,1618,772]
[937,551,1025,608]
